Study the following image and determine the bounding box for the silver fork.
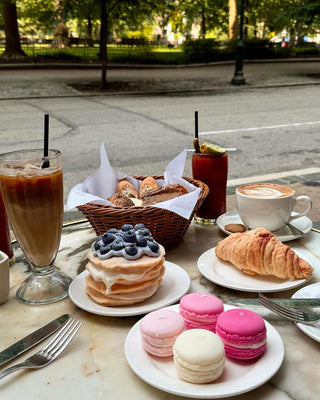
[258,293,320,325]
[0,317,82,380]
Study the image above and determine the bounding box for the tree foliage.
[1,0,320,62]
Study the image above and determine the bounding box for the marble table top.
[1,220,320,400]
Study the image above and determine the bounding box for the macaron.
[173,329,225,384]
[140,309,185,357]
[179,292,224,332]
[216,308,267,360]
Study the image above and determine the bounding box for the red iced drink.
[192,152,228,222]
[0,191,13,260]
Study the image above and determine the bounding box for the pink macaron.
[179,292,224,332]
[140,309,186,357]
[216,308,267,360]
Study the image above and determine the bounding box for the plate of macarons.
[125,293,284,399]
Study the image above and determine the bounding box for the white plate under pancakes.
[197,247,313,293]
[68,261,190,317]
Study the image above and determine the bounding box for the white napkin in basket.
[67,143,201,220]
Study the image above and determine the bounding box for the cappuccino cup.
[236,183,312,232]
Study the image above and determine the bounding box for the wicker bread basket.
[77,175,209,249]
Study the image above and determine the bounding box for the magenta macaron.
[179,293,224,332]
[140,309,185,357]
[216,308,267,360]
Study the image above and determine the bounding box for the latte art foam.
[237,183,293,198]
[242,188,284,197]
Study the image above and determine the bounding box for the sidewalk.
[0,59,319,99]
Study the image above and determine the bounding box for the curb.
[0,58,319,70]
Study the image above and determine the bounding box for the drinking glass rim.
[236,183,294,199]
[192,152,227,157]
[0,149,61,162]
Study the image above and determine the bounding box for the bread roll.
[139,177,159,198]
[108,193,134,207]
[117,181,138,199]
[142,184,188,206]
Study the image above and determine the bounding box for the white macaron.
[173,329,225,384]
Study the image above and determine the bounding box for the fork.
[258,293,320,325]
[0,317,82,380]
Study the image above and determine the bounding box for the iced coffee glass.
[0,149,72,304]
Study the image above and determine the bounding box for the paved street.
[0,60,319,225]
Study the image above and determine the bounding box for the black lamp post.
[231,0,246,85]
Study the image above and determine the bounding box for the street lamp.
[231,0,246,85]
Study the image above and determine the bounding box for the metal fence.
[0,40,189,65]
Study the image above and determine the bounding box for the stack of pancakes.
[85,245,166,306]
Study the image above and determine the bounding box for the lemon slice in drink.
[193,138,200,153]
[200,142,226,156]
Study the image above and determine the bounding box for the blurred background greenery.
[0,0,319,64]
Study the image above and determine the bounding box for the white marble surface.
[0,221,320,400]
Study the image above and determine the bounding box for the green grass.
[9,43,188,64]
[0,42,319,65]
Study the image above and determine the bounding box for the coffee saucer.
[217,210,312,242]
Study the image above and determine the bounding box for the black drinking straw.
[42,114,50,168]
[195,111,198,139]
[194,110,200,153]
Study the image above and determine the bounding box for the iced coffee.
[0,149,70,304]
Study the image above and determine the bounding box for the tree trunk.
[296,22,304,46]
[201,7,206,39]
[228,0,238,40]
[87,15,94,47]
[1,0,28,60]
[100,0,108,89]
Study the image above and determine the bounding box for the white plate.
[292,283,320,342]
[197,247,311,293]
[217,210,312,242]
[125,304,284,399]
[68,261,190,317]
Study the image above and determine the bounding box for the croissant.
[215,227,313,280]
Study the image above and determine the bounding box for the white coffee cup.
[236,183,312,232]
[0,250,9,304]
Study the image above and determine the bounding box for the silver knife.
[228,298,320,307]
[0,314,69,367]
[286,222,307,238]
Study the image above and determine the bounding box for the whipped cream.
[87,262,155,294]
[92,237,158,260]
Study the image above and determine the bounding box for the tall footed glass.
[0,149,72,305]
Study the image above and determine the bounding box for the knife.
[286,222,307,238]
[0,314,69,367]
[228,298,320,307]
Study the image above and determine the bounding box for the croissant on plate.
[215,227,313,280]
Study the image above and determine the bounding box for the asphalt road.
[0,61,320,207]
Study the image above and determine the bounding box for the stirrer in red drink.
[193,111,201,153]
[42,114,50,168]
